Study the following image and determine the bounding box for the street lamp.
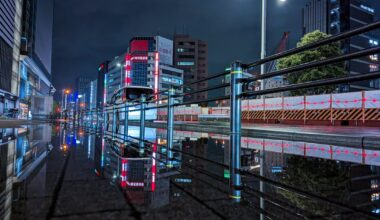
[260,0,286,91]
[63,89,71,111]
[259,2,286,219]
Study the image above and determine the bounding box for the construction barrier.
[162,90,380,126]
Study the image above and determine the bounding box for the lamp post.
[259,1,286,219]
[64,89,70,110]
[260,0,287,91]
[62,89,70,120]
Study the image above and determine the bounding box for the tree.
[277,30,345,96]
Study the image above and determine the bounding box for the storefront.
[19,102,29,119]
[0,90,18,118]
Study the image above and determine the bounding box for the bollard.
[166,86,175,168]
[229,61,243,202]
[139,94,146,153]
[124,104,129,142]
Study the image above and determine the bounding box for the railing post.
[124,103,129,141]
[139,94,146,153]
[96,107,99,129]
[229,61,242,202]
[112,106,116,139]
[166,86,175,168]
[362,91,365,125]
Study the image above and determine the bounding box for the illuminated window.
[369,39,379,46]
[360,5,374,13]
[370,64,379,72]
[372,180,379,189]
[370,54,378,61]
[177,61,194,66]
[371,193,380,201]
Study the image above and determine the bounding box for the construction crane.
[267,31,290,73]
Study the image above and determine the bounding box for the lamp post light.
[64,89,70,110]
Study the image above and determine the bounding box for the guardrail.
[80,21,380,218]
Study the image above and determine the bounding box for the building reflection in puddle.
[0,125,53,220]
[93,125,380,217]
[97,126,180,208]
[2,124,380,219]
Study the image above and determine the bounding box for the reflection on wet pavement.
[1,124,380,219]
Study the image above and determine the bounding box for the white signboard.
[250,99,264,111]
[242,100,249,111]
[306,94,330,110]
[284,96,304,110]
[283,141,305,156]
[332,92,362,109]
[156,36,173,65]
[265,97,282,110]
[365,90,380,109]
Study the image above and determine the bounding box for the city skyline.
[53,0,380,95]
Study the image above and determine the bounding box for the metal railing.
[82,20,380,219]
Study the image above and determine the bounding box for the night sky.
[52,0,380,95]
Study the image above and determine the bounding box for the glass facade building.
[101,36,183,104]
[302,0,379,91]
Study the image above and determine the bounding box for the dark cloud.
[52,0,380,93]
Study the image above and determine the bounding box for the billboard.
[156,36,173,65]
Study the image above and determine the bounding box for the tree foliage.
[277,30,345,95]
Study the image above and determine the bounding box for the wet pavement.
[1,123,380,219]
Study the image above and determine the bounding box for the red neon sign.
[125,54,132,86]
[121,159,127,187]
[154,52,159,100]
[151,143,157,192]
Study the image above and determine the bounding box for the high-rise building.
[96,61,109,109]
[104,53,128,102]
[87,79,98,110]
[302,0,379,91]
[19,0,55,118]
[102,36,183,104]
[174,34,208,102]
[75,76,95,96]
[77,79,98,112]
[0,0,23,117]
[0,128,16,220]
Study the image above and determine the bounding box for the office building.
[86,79,97,110]
[102,36,183,104]
[19,0,55,118]
[0,0,23,118]
[0,129,16,220]
[96,61,109,109]
[75,76,95,96]
[174,34,208,102]
[302,0,379,91]
[104,53,128,103]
